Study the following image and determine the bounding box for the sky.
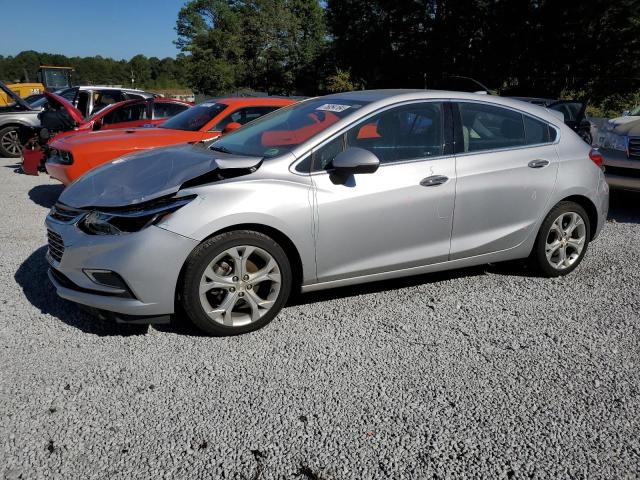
[0,0,186,60]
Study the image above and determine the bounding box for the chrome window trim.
[289,97,562,175]
[453,99,562,157]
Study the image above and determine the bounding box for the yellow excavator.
[0,66,73,106]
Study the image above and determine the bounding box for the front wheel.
[531,201,591,277]
[180,230,292,335]
[0,126,22,158]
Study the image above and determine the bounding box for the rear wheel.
[0,126,22,158]
[180,230,292,335]
[531,201,590,277]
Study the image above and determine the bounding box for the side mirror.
[622,110,630,117]
[330,147,380,176]
[93,119,103,131]
[222,122,242,135]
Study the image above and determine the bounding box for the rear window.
[160,103,227,131]
[524,115,550,144]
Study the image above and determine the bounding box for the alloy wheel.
[1,129,21,156]
[198,245,282,327]
[545,211,587,270]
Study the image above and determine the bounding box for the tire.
[0,126,22,158]
[531,201,591,277]
[180,230,292,335]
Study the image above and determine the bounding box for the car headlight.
[602,132,628,152]
[48,149,73,164]
[80,195,195,235]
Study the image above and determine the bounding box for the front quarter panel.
[156,161,316,284]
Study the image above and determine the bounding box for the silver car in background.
[45,90,609,335]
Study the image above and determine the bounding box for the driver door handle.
[528,159,550,169]
[420,175,449,187]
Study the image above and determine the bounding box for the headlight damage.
[79,195,196,235]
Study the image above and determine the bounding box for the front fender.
[157,178,317,284]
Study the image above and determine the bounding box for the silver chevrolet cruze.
[46,90,609,335]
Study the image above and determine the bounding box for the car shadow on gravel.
[608,190,640,224]
[28,184,64,209]
[15,246,149,336]
[290,265,489,306]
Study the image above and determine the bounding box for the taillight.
[589,149,603,168]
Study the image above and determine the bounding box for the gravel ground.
[0,157,639,479]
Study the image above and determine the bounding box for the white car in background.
[595,107,640,191]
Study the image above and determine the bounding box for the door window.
[457,102,525,153]
[549,102,583,122]
[92,90,126,114]
[311,102,444,171]
[212,106,280,131]
[59,88,78,102]
[102,103,148,126]
[76,91,90,116]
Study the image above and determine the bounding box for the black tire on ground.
[180,230,292,336]
[0,126,22,158]
[531,201,591,277]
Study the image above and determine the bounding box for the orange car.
[45,97,295,186]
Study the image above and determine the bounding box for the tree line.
[1,0,638,116]
[174,0,639,116]
[0,51,189,91]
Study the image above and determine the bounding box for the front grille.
[47,229,64,263]
[49,203,85,223]
[629,137,640,160]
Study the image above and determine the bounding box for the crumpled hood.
[59,143,262,209]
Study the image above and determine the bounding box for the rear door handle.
[528,159,550,169]
[420,175,449,187]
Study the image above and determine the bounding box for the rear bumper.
[600,148,640,191]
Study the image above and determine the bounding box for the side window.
[549,102,583,122]
[102,104,147,125]
[92,90,126,114]
[59,88,78,102]
[76,91,90,115]
[311,102,444,170]
[457,102,524,153]
[213,106,279,131]
[153,102,189,119]
[523,115,550,145]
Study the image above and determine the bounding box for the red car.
[44,97,296,186]
[21,92,192,175]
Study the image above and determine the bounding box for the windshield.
[160,102,226,131]
[210,98,369,158]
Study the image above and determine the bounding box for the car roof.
[210,97,296,106]
[319,89,563,122]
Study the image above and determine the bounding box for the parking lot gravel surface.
[0,157,639,479]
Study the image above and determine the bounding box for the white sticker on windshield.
[317,104,351,113]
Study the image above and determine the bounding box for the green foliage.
[175,0,326,95]
[0,51,189,91]
[326,0,640,112]
[325,69,360,93]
